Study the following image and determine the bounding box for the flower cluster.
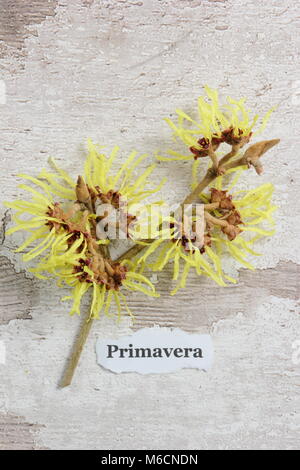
[5,142,162,319]
[5,87,279,320]
[139,171,275,293]
[163,86,275,162]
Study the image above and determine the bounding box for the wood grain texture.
[131,261,300,332]
[0,0,299,450]
[0,413,46,450]
[0,0,57,58]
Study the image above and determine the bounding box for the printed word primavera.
[107,344,203,359]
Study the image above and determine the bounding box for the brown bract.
[210,188,235,210]
[221,127,252,146]
[189,128,251,160]
[76,176,137,238]
[171,214,210,254]
[190,136,222,160]
[46,199,128,291]
[75,256,128,290]
[207,189,244,241]
[46,202,89,235]
[170,186,244,255]
[243,139,280,175]
[95,188,137,238]
[85,238,127,290]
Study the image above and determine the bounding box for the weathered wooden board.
[0,0,299,450]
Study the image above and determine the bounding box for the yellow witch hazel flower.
[162,85,275,162]
[37,140,165,241]
[5,142,163,319]
[82,140,166,240]
[139,169,276,294]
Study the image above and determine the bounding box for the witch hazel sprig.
[5,86,280,386]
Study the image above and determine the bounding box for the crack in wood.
[0,210,11,246]
[131,261,300,331]
[81,0,95,6]
[0,256,34,325]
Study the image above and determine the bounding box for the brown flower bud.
[210,188,227,203]
[243,139,280,174]
[222,224,242,241]
[226,210,243,226]
[76,175,91,205]
[219,198,234,210]
[190,136,222,160]
[222,127,252,146]
[210,189,235,210]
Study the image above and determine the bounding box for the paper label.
[96,327,213,374]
